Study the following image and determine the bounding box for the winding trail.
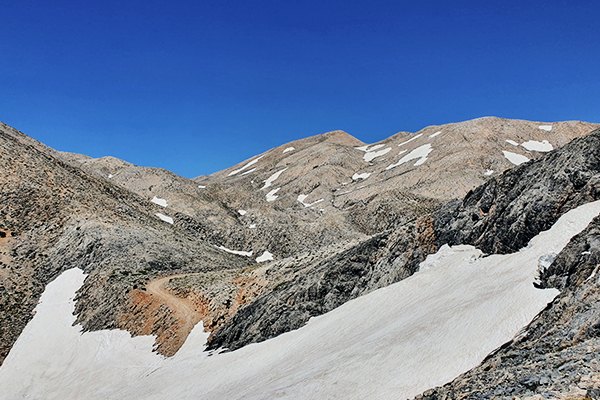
[145,273,202,354]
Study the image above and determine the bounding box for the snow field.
[217,246,253,257]
[228,156,263,177]
[4,201,600,400]
[351,172,372,181]
[485,169,494,176]
[363,147,391,162]
[429,131,441,138]
[261,168,287,190]
[282,147,295,153]
[238,210,247,216]
[521,140,553,152]
[256,250,274,263]
[398,134,422,147]
[505,139,519,146]
[502,150,530,166]
[266,188,280,202]
[155,213,174,224]
[539,125,553,131]
[386,144,433,170]
[151,196,168,207]
[297,194,324,208]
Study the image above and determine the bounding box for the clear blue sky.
[1,1,599,178]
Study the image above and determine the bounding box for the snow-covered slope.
[3,201,599,399]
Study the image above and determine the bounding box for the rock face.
[1,113,600,400]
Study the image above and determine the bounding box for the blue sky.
[1,1,599,178]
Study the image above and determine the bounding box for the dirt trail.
[145,273,202,355]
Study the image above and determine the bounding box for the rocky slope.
[1,115,599,393]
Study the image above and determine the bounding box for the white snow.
[354,145,370,152]
[282,147,295,153]
[108,174,113,178]
[386,143,433,170]
[502,150,530,166]
[539,125,553,131]
[266,188,280,202]
[151,196,168,207]
[238,210,247,216]
[241,168,256,176]
[398,133,422,147]
[485,169,494,176]
[249,224,256,229]
[363,147,391,162]
[261,168,287,189]
[228,156,264,177]
[217,246,253,257]
[155,213,174,224]
[198,185,206,189]
[505,139,519,146]
[521,140,553,152]
[297,194,324,208]
[256,250,274,263]
[3,201,600,400]
[429,131,441,138]
[352,172,372,181]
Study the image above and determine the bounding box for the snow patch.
[398,133,422,147]
[238,210,247,216]
[429,131,441,138]
[352,172,372,181]
[261,168,287,190]
[108,174,113,178]
[282,147,295,153]
[485,169,494,176]
[386,144,433,170]
[256,251,274,263]
[241,168,256,176]
[218,246,252,257]
[502,150,530,166]
[363,147,391,162]
[151,196,168,207]
[155,213,173,224]
[505,139,519,146]
[266,188,280,202]
[228,156,264,177]
[539,125,553,131]
[249,224,256,229]
[198,185,206,189]
[521,140,553,152]
[297,194,324,208]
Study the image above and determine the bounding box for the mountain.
[1,117,600,399]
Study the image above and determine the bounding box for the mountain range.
[1,117,599,399]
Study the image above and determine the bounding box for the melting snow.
[505,139,519,146]
[429,131,441,138]
[363,147,391,162]
[297,194,324,208]
[539,125,553,131]
[352,172,372,181]
[256,250,274,263]
[398,133,422,147]
[386,144,433,170]
[283,147,295,153]
[502,151,530,166]
[217,246,252,257]
[521,140,553,152]
[485,169,494,176]
[155,213,173,224]
[238,210,247,216]
[241,168,256,176]
[261,168,287,190]
[151,196,168,207]
[228,156,264,177]
[4,201,600,400]
[266,188,280,202]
